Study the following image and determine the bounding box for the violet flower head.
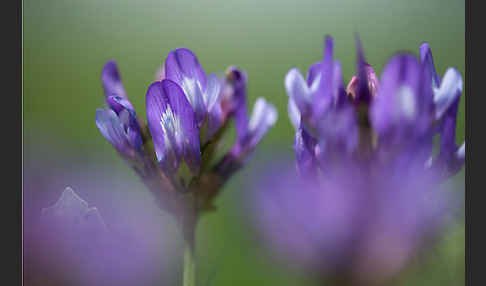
[96,49,277,224]
[253,36,464,284]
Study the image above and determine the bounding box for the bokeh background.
[23,0,465,285]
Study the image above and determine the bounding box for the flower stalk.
[183,239,196,286]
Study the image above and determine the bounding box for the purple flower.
[95,49,277,222]
[96,61,143,159]
[252,36,464,283]
[23,141,176,286]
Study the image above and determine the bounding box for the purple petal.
[288,96,301,130]
[222,66,249,140]
[306,62,321,86]
[104,96,142,153]
[205,103,223,143]
[119,109,143,152]
[434,96,464,177]
[233,98,277,157]
[165,48,207,125]
[246,98,277,147]
[370,54,433,143]
[332,60,348,108]
[285,68,312,121]
[313,35,334,115]
[316,103,359,162]
[106,96,135,114]
[294,128,318,176]
[433,68,463,120]
[101,60,127,99]
[204,73,222,112]
[146,80,201,174]
[202,74,223,141]
[355,37,374,103]
[95,108,131,155]
[419,42,441,88]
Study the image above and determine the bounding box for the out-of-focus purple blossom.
[23,139,178,286]
[95,49,277,234]
[252,36,464,284]
[30,186,169,286]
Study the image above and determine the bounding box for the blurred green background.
[23,0,464,285]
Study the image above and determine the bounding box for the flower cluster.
[96,48,277,228]
[252,36,464,284]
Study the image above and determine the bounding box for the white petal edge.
[285,68,311,112]
[434,67,463,120]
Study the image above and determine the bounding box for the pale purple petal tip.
[285,68,311,120]
[313,35,334,114]
[223,66,249,140]
[238,98,277,155]
[102,60,127,99]
[419,42,441,88]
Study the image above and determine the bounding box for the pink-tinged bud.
[346,64,379,101]
[155,65,165,81]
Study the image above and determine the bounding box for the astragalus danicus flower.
[96,48,277,239]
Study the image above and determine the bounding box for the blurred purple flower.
[253,36,464,284]
[23,139,178,286]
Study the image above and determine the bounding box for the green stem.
[183,242,196,286]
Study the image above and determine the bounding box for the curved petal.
[313,35,334,115]
[101,60,127,99]
[146,80,201,174]
[371,54,423,139]
[355,36,372,103]
[434,93,464,177]
[205,73,222,112]
[288,96,301,130]
[95,108,130,155]
[295,128,318,176]
[332,60,348,108]
[419,42,441,88]
[223,66,249,140]
[434,67,463,120]
[106,95,135,114]
[119,109,143,152]
[205,103,223,142]
[235,98,277,157]
[306,62,321,86]
[165,48,207,125]
[285,68,311,117]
